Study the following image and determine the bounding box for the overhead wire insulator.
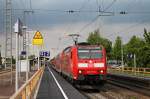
[120,11,127,14]
[67,10,75,13]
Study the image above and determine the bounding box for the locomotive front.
[74,45,107,82]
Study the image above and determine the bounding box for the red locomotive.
[51,43,107,84]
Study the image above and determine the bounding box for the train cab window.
[78,47,103,59]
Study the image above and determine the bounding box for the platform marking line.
[48,67,68,99]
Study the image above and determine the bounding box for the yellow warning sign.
[33,31,43,39]
[32,31,43,45]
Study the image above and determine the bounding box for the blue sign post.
[40,51,50,57]
[21,51,26,56]
[39,51,50,67]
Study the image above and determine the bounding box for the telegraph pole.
[14,18,23,92]
[134,54,136,75]
[121,38,124,71]
[23,10,34,81]
[23,11,34,54]
[5,0,13,84]
[5,0,12,68]
[26,31,29,81]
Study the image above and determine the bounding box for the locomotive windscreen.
[78,47,103,59]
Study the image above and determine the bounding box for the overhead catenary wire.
[77,15,100,34]
[76,0,118,34]
[56,0,92,50]
[3,1,150,42]
[76,0,102,34]
[103,0,117,12]
[0,8,150,15]
[103,0,150,39]
[105,17,150,39]
[78,0,91,11]
[64,0,91,33]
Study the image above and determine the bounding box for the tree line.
[87,29,150,68]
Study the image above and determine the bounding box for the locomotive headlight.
[94,63,104,67]
[78,63,88,67]
[79,70,82,74]
[100,70,104,73]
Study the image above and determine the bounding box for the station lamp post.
[14,18,23,92]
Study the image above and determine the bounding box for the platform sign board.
[21,51,26,55]
[32,31,43,45]
[40,51,50,57]
[20,60,30,72]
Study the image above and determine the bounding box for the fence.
[108,67,150,77]
[10,66,44,99]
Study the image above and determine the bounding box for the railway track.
[79,83,150,99]
[77,74,150,99]
[78,85,115,99]
[107,74,150,96]
[51,65,150,99]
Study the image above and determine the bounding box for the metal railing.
[108,67,150,77]
[10,67,45,99]
[0,69,11,74]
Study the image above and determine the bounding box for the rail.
[108,67,150,77]
[107,74,150,96]
[10,66,45,99]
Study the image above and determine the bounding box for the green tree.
[28,55,35,60]
[87,30,101,45]
[144,28,150,44]
[12,56,16,64]
[87,29,112,59]
[124,36,145,67]
[138,45,150,67]
[113,36,122,63]
[139,28,150,67]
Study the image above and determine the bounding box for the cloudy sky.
[0,0,150,57]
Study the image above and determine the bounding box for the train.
[50,42,107,84]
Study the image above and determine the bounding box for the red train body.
[51,44,107,83]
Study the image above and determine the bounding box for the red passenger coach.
[52,43,107,84]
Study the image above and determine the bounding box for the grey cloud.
[1,0,150,57]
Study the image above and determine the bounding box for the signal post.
[32,31,44,70]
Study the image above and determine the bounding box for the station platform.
[36,66,86,99]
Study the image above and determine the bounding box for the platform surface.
[36,66,86,99]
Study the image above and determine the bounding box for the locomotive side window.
[78,47,103,59]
